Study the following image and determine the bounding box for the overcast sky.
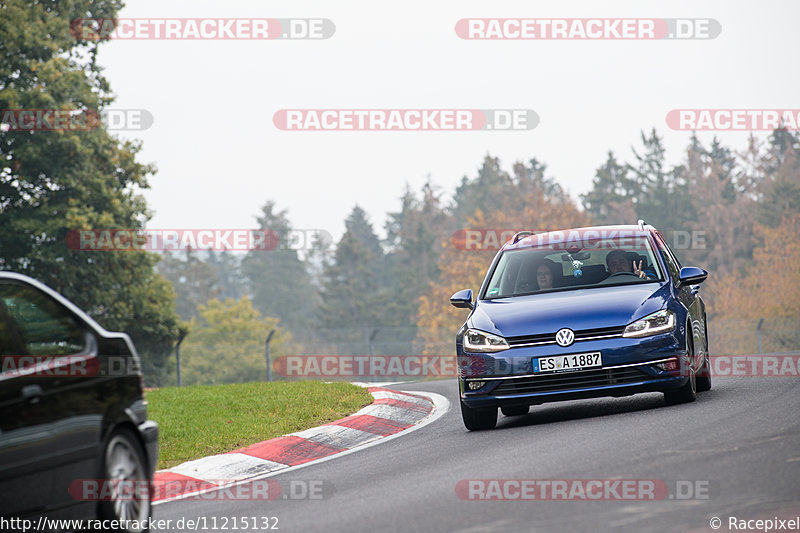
[99,0,799,241]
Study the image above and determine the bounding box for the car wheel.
[461,401,497,430]
[98,428,152,532]
[501,405,529,417]
[696,352,712,392]
[664,345,698,405]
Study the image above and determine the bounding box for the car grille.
[490,366,653,396]
[506,326,626,347]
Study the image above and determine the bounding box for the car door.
[0,280,102,515]
[0,285,56,516]
[654,232,707,362]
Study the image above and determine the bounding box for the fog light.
[467,381,485,390]
[655,358,679,371]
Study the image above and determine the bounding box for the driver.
[606,250,654,279]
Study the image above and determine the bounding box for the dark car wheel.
[461,401,497,430]
[696,352,712,392]
[696,324,712,392]
[98,428,152,532]
[501,405,529,417]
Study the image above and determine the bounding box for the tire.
[664,341,698,405]
[696,352,712,392]
[98,427,152,532]
[461,401,497,430]
[501,405,529,417]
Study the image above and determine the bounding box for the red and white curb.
[152,387,446,503]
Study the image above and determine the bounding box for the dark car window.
[0,282,86,359]
[654,232,681,282]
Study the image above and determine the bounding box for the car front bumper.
[459,332,689,409]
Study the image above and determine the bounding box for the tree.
[451,155,515,227]
[681,136,756,276]
[206,251,246,301]
[708,214,800,353]
[627,129,691,233]
[241,201,315,334]
[581,151,638,225]
[0,0,183,382]
[417,190,591,356]
[157,249,225,321]
[314,206,385,354]
[384,181,446,323]
[757,130,800,227]
[180,297,289,385]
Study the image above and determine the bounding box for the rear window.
[0,282,86,357]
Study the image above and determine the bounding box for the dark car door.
[654,232,708,359]
[0,280,102,516]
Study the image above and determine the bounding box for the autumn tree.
[180,297,289,385]
[708,214,800,354]
[757,130,800,228]
[417,176,591,357]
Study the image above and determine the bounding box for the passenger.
[535,258,560,289]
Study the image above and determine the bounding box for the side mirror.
[450,289,474,310]
[678,266,708,288]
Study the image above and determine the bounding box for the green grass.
[145,381,374,470]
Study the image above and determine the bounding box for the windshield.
[482,230,664,299]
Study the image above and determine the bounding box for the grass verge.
[146,381,374,470]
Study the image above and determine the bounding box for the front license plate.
[533,352,602,373]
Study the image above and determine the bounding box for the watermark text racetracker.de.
[8,354,798,380]
[272,355,457,379]
[1,354,136,379]
[666,109,800,131]
[68,477,331,502]
[273,109,538,131]
[70,18,335,40]
[451,228,707,251]
[456,479,713,501]
[1,108,153,131]
[458,354,800,378]
[66,228,333,252]
[455,18,721,40]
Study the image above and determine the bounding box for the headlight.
[463,329,509,352]
[623,309,676,338]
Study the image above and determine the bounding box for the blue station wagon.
[450,222,710,430]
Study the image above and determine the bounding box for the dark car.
[0,272,158,531]
[450,222,710,430]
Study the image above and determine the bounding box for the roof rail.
[637,219,647,230]
[512,231,534,244]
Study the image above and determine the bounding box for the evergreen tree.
[241,201,315,334]
[451,155,515,227]
[581,151,638,225]
[627,129,691,233]
[157,250,224,320]
[315,206,385,353]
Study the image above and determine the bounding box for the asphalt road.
[154,375,800,533]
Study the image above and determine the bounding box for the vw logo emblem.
[555,328,575,347]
